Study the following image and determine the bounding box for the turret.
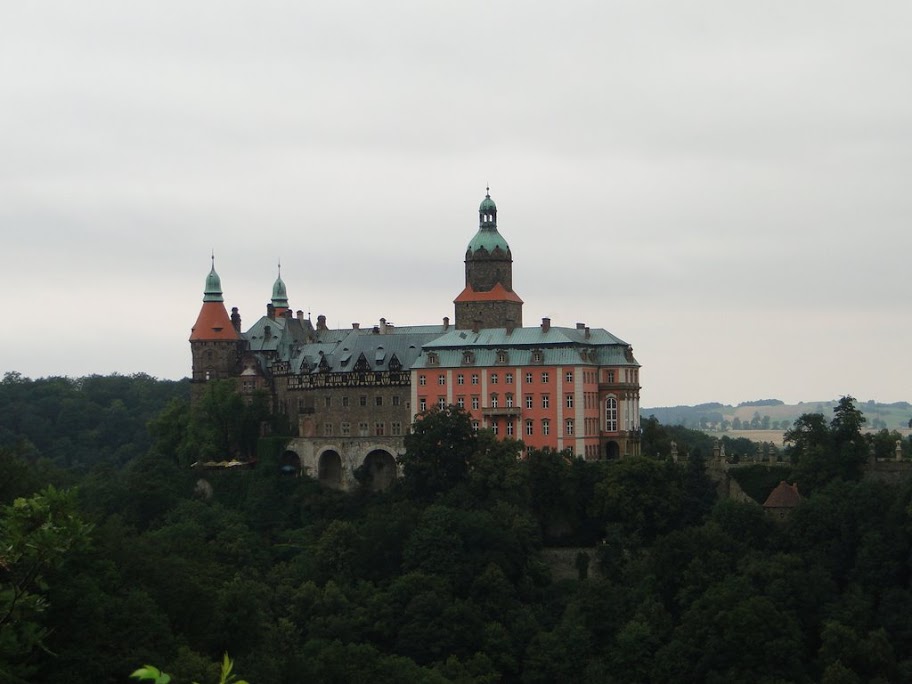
[190,256,243,394]
[271,261,289,318]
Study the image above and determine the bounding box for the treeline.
[2,379,912,682]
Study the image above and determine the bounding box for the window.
[392,395,400,406]
[566,419,574,435]
[471,374,479,385]
[490,373,498,384]
[342,396,349,407]
[505,373,513,384]
[497,351,508,363]
[607,370,615,383]
[566,394,574,408]
[438,397,446,409]
[472,397,480,410]
[375,396,383,406]
[532,351,542,363]
[542,419,550,436]
[525,420,534,436]
[457,397,465,409]
[506,394,514,408]
[506,421,514,436]
[463,351,475,364]
[427,352,439,366]
[391,422,402,436]
[323,423,333,436]
[341,422,351,436]
[375,422,385,436]
[525,396,533,409]
[419,375,426,386]
[297,398,306,411]
[491,394,498,408]
[606,397,618,432]
[359,395,367,406]
[525,372,533,384]
[492,421,499,435]
[457,374,465,385]
[358,422,369,436]
[472,421,479,431]
[541,395,550,409]
[438,375,446,385]
[541,372,549,383]
[419,398,427,411]
[566,371,574,383]
[324,396,332,407]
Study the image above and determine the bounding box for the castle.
[190,190,642,489]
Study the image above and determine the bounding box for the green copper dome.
[272,275,288,308]
[468,188,510,254]
[203,258,224,302]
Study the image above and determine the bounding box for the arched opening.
[318,450,343,488]
[362,449,397,491]
[280,450,301,476]
[605,441,620,460]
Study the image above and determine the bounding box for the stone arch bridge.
[282,436,403,492]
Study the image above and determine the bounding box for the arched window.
[605,397,618,432]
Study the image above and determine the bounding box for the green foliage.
[400,406,476,500]
[132,653,249,684]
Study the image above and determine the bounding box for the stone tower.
[189,256,243,393]
[453,189,523,329]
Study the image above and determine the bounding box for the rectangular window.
[506,394,514,408]
[457,374,465,385]
[525,420,534,436]
[541,372,549,383]
[457,397,465,409]
[298,398,306,411]
[491,395,498,408]
[419,398,427,411]
[438,375,446,385]
[324,396,332,408]
[566,394,574,408]
[419,375,426,386]
[542,419,550,436]
[525,396,533,409]
[472,374,479,385]
[392,395,400,406]
[505,373,513,384]
[342,396,349,407]
[472,397,480,410]
[541,395,550,409]
[490,373,498,384]
[323,423,333,436]
[566,371,573,383]
[525,372,533,384]
[375,396,383,406]
[391,422,402,436]
[492,421,499,435]
[506,421,514,436]
[341,422,351,436]
[374,422,385,436]
[472,421,479,431]
[566,419,574,435]
[359,395,367,406]
[358,422,369,436]
[438,397,446,409]
[607,370,615,383]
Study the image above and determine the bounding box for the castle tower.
[190,256,243,390]
[271,262,289,318]
[453,188,523,329]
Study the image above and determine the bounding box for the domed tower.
[190,256,243,393]
[454,188,523,330]
[271,262,289,318]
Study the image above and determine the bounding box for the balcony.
[481,406,522,418]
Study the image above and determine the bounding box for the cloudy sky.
[2,1,910,408]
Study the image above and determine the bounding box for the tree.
[399,406,476,500]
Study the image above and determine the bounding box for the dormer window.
[462,351,475,365]
[531,349,543,364]
[496,350,508,364]
[427,352,439,366]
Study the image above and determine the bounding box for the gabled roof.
[763,481,802,509]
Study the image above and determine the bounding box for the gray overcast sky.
[2,1,910,408]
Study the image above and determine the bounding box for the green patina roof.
[272,275,288,307]
[203,259,223,302]
[468,189,510,254]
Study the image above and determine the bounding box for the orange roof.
[453,282,524,304]
[190,301,240,341]
[763,481,802,509]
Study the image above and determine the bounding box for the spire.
[468,187,509,254]
[203,253,224,302]
[479,186,497,229]
[271,259,289,311]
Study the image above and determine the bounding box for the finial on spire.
[277,258,281,278]
[211,249,215,267]
[486,184,490,197]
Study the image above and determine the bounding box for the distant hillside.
[642,398,912,431]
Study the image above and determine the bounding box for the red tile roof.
[763,481,802,509]
[190,302,240,341]
[453,282,524,303]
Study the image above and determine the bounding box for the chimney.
[576,322,585,329]
[267,303,275,320]
[379,317,387,334]
[264,324,272,339]
[585,326,591,339]
[372,325,380,334]
[230,307,242,333]
[443,316,450,331]
[352,322,360,330]
[541,317,551,332]
[296,310,304,321]
[317,314,327,331]
[472,319,480,333]
[506,318,515,334]
[284,309,293,319]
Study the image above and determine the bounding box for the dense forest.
[2,373,912,683]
